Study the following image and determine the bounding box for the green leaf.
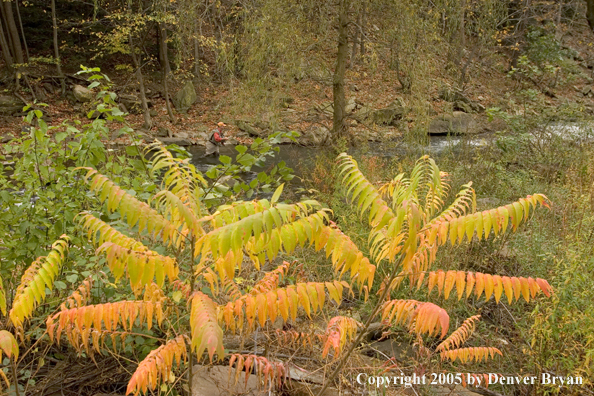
[206,167,218,179]
[66,274,78,284]
[235,145,247,154]
[271,184,284,204]
[238,153,255,167]
[55,132,68,143]
[125,146,140,156]
[54,281,67,291]
[219,155,231,165]
[172,291,183,303]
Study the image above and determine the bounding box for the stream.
[186,133,496,190]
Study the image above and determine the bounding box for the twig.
[315,255,405,396]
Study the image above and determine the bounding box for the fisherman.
[205,122,228,157]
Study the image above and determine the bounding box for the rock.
[175,131,190,139]
[440,86,484,113]
[119,94,149,114]
[149,109,158,117]
[73,85,93,102]
[454,100,485,113]
[454,100,474,113]
[428,112,478,135]
[439,86,465,102]
[363,322,388,342]
[362,338,415,363]
[1,135,12,143]
[313,101,334,117]
[297,126,330,146]
[355,102,407,126]
[196,131,209,140]
[235,120,269,137]
[173,81,197,112]
[0,95,23,115]
[345,97,357,114]
[156,127,171,138]
[192,365,268,396]
[157,137,192,146]
[371,105,406,125]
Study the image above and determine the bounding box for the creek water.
[186,133,495,189]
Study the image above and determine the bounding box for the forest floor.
[2,20,594,148]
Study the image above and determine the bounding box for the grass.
[295,109,594,394]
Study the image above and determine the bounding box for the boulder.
[428,112,478,135]
[119,94,150,115]
[192,365,267,396]
[73,85,93,102]
[173,81,197,112]
[438,86,467,103]
[175,131,190,139]
[313,101,334,117]
[158,137,192,146]
[355,102,407,126]
[0,95,23,115]
[297,126,330,146]
[156,127,171,138]
[235,120,269,137]
[344,97,358,114]
[439,86,485,113]
[361,338,415,363]
[454,100,485,113]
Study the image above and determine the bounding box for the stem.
[14,0,28,62]
[32,127,44,188]
[50,0,65,95]
[315,255,405,396]
[10,359,19,396]
[187,234,197,396]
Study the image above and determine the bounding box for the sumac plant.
[32,147,551,395]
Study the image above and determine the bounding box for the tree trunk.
[157,23,171,75]
[129,33,152,129]
[359,2,366,58]
[159,23,176,124]
[51,0,65,94]
[510,0,532,70]
[333,0,349,139]
[193,22,200,78]
[14,0,27,62]
[587,0,594,32]
[349,12,361,67]
[457,0,466,66]
[0,16,13,69]
[2,1,22,64]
